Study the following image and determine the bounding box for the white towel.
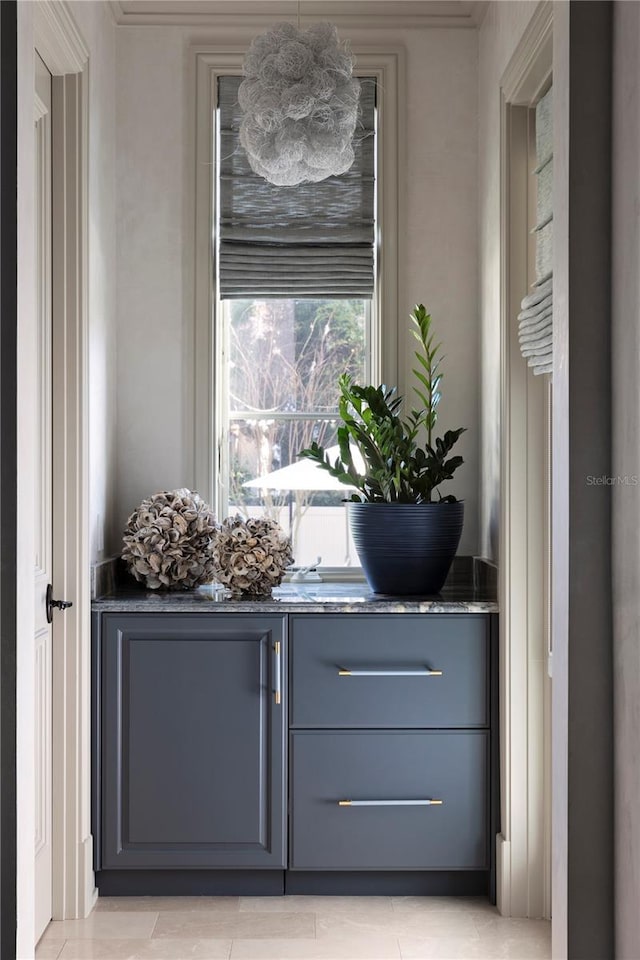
[520,277,553,311]
[531,360,553,375]
[518,297,552,323]
[521,333,553,357]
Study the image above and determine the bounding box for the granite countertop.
[92,563,498,615]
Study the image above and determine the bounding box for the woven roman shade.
[518,85,553,376]
[217,75,376,299]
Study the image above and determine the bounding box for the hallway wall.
[68,0,119,560]
[477,0,539,561]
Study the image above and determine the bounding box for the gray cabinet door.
[100,614,286,869]
[290,730,488,870]
[291,615,488,728]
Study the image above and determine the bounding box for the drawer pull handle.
[338,799,444,807]
[273,640,281,706]
[337,667,443,677]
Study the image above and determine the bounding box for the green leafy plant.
[298,305,466,503]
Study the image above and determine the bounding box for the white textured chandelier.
[238,20,361,186]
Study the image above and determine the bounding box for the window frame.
[193,46,405,577]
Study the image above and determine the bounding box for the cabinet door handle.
[338,799,443,807]
[273,639,281,706]
[337,667,443,677]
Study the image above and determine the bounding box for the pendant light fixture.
[238,4,361,187]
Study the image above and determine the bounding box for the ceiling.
[109,0,488,28]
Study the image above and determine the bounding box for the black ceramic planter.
[348,501,464,596]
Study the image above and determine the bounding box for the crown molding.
[109,0,125,25]
[501,0,553,104]
[109,0,483,29]
[34,92,49,122]
[471,1,489,28]
[34,0,89,75]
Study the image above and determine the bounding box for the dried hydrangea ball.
[238,21,361,186]
[212,515,293,597]
[122,489,218,590]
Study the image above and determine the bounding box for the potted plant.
[298,305,466,595]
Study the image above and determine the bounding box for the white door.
[34,49,53,943]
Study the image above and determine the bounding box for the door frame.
[33,0,93,929]
[1,1,18,956]
[497,0,553,919]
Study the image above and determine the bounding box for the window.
[214,75,376,568]
[193,50,402,575]
[224,298,370,567]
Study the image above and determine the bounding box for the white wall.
[69,0,118,560]
[115,26,190,544]
[114,20,481,554]
[477,0,539,561]
[612,2,640,955]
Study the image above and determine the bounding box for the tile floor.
[37,896,551,960]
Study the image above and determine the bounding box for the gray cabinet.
[290,615,488,729]
[291,730,488,870]
[97,614,286,870]
[92,606,497,896]
[289,614,493,876]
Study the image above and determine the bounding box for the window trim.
[193,46,405,573]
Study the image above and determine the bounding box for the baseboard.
[95,869,490,898]
[79,834,97,918]
[96,870,285,897]
[496,833,511,916]
[286,870,490,896]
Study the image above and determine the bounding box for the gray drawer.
[290,730,488,870]
[290,615,488,728]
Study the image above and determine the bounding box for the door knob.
[46,583,73,624]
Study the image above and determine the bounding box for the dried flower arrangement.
[122,488,218,590]
[211,515,293,597]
